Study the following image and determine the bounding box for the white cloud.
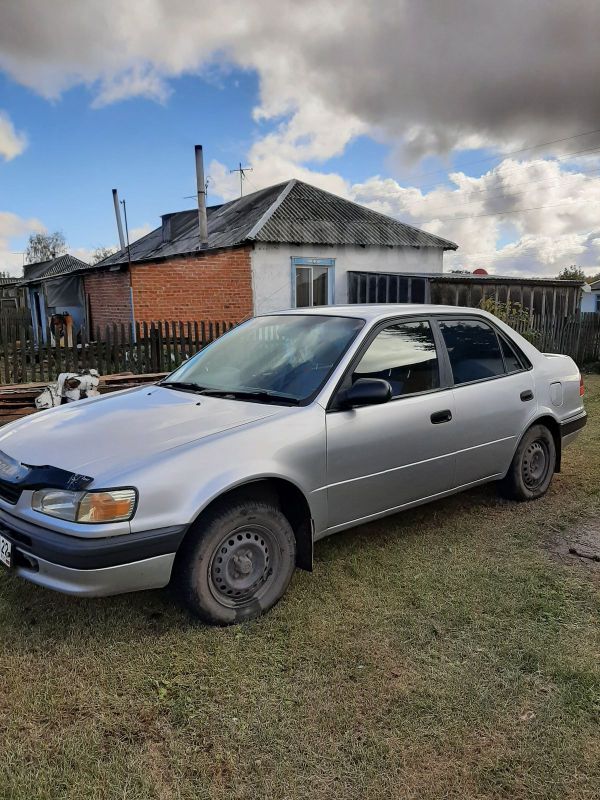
[128,223,152,242]
[350,158,600,276]
[92,66,170,107]
[2,1,600,276]
[2,1,600,165]
[0,111,27,160]
[0,211,45,276]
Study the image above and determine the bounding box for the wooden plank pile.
[0,372,167,427]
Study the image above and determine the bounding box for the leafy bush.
[479,297,538,344]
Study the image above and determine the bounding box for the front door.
[325,318,457,531]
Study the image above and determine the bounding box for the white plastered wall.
[250,242,445,315]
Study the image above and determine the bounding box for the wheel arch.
[522,414,562,473]
[183,478,314,571]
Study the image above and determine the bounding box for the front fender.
[126,404,327,534]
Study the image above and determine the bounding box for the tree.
[25,231,67,264]
[557,265,586,281]
[585,271,600,285]
[91,246,117,265]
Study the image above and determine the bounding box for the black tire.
[500,424,556,501]
[173,498,296,625]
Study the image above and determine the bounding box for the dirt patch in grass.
[546,517,600,579]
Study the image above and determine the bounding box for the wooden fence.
[1,311,599,386]
[0,319,235,385]
[510,312,600,365]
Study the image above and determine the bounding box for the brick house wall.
[131,245,253,323]
[84,270,132,331]
[83,244,254,329]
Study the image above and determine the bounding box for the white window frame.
[291,257,335,307]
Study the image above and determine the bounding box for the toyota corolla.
[0,306,586,624]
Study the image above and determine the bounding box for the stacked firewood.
[0,372,167,426]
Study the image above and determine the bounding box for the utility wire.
[393,126,600,186]
[394,164,600,219]
[379,157,600,211]
[367,143,600,199]
[423,196,600,224]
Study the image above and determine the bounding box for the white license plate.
[0,534,12,569]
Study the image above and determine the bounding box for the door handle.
[431,409,452,424]
[520,390,534,402]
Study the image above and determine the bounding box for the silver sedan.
[0,305,587,624]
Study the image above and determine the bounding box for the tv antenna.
[230,162,253,197]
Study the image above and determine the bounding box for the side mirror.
[338,378,392,409]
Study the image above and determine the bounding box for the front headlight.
[32,488,137,523]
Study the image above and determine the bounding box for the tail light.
[580,374,585,397]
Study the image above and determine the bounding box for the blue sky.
[1,0,600,278]
[0,63,503,259]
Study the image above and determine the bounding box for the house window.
[292,257,335,307]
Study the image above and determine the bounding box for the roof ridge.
[245,179,297,240]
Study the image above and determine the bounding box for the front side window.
[164,314,364,403]
[439,319,505,385]
[353,320,440,398]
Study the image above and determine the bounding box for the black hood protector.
[0,450,93,491]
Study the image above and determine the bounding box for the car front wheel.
[174,497,296,625]
[500,423,556,501]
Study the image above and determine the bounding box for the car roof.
[267,304,487,323]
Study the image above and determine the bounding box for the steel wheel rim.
[208,524,278,608]
[522,439,550,489]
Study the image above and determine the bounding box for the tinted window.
[353,320,439,397]
[439,319,505,385]
[499,335,524,373]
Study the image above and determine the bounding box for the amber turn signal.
[77,490,137,523]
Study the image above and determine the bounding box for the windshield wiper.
[199,388,300,405]
[159,381,207,394]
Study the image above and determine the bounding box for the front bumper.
[0,508,187,597]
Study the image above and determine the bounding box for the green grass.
[1,380,600,800]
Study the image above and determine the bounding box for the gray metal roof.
[98,179,457,268]
[255,180,458,249]
[20,254,92,285]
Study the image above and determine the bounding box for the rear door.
[436,317,536,487]
[325,317,458,530]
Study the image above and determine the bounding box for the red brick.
[84,245,253,327]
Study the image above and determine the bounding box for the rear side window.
[353,320,440,397]
[439,319,505,385]
[499,335,524,372]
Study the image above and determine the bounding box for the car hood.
[0,386,282,479]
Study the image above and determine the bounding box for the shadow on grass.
[0,482,506,646]
[314,482,502,563]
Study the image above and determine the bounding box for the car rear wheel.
[174,498,296,625]
[500,424,556,501]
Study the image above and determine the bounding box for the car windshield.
[162,314,365,403]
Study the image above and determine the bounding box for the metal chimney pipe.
[195,145,208,245]
[112,189,126,250]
